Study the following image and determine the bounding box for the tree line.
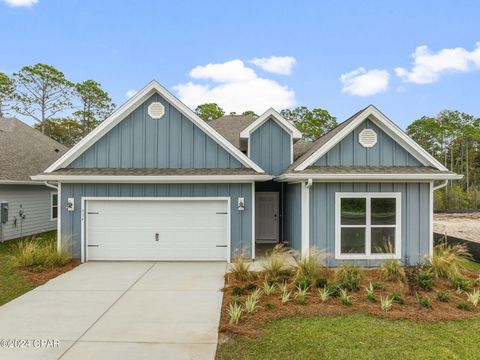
[0,64,115,147]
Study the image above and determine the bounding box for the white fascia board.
[240,108,302,139]
[45,80,264,173]
[294,105,449,172]
[0,180,47,185]
[31,174,273,183]
[276,173,463,181]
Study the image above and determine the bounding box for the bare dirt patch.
[219,268,480,338]
[434,213,480,243]
[16,260,80,287]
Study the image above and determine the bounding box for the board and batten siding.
[249,118,291,176]
[309,182,430,267]
[314,119,423,167]
[283,183,301,252]
[0,185,57,241]
[68,93,244,169]
[60,183,253,259]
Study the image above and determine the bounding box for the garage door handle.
[88,245,99,247]
[216,245,227,248]
[216,212,228,214]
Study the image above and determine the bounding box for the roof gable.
[45,81,264,173]
[240,108,302,139]
[293,105,448,171]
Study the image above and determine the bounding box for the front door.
[255,192,279,243]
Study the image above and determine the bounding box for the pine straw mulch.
[219,268,480,339]
[16,260,81,287]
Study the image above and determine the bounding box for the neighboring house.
[32,81,461,266]
[0,118,67,241]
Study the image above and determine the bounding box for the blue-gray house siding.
[249,118,291,176]
[309,182,430,267]
[314,119,423,167]
[69,93,243,169]
[283,183,301,252]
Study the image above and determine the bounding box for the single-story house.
[0,117,67,241]
[32,81,461,266]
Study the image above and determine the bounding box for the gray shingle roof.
[209,115,255,151]
[0,118,68,182]
[47,167,262,176]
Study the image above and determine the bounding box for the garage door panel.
[86,199,228,261]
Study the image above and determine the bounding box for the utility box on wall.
[0,203,8,224]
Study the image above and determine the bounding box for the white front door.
[255,192,279,243]
[85,199,229,261]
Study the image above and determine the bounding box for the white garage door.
[85,199,229,261]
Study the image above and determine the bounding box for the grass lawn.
[0,237,34,305]
[217,313,480,360]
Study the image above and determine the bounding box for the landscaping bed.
[219,246,480,340]
[0,231,78,305]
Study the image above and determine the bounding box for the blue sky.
[1,0,479,129]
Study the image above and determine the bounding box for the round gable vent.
[359,128,377,148]
[148,102,165,119]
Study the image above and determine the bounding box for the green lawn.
[217,313,480,360]
[0,237,34,305]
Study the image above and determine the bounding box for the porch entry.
[255,192,279,243]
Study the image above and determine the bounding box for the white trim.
[295,105,449,172]
[300,181,310,258]
[335,192,402,260]
[429,181,434,260]
[32,174,273,183]
[240,108,302,139]
[277,173,462,181]
[80,196,231,263]
[57,183,61,253]
[0,181,47,185]
[251,182,255,260]
[45,80,264,173]
[50,192,58,221]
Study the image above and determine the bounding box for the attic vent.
[359,128,377,148]
[148,102,165,119]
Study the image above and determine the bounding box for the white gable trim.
[294,105,449,172]
[240,108,302,139]
[45,81,264,173]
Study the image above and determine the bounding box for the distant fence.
[433,233,480,262]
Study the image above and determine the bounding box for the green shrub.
[294,274,312,290]
[295,285,309,305]
[335,264,363,291]
[415,266,435,291]
[382,259,405,282]
[265,302,274,309]
[456,301,472,311]
[418,295,432,309]
[432,241,471,278]
[230,257,252,281]
[14,235,71,269]
[244,283,258,292]
[450,275,471,292]
[326,284,341,297]
[232,286,244,296]
[389,292,404,305]
[244,293,259,313]
[371,282,384,290]
[231,295,242,305]
[281,289,292,304]
[263,280,276,295]
[315,278,328,288]
[364,283,376,302]
[339,289,353,306]
[436,291,450,302]
[317,287,332,303]
[227,302,243,324]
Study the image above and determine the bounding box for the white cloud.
[3,0,38,7]
[395,43,480,84]
[125,89,138,98]
[249,56,296,75]
[340,68,390,96]
[174,59,296,114]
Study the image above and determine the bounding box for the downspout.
[306,178,313,189]
[433,180,448,191]
[44,181,58,190]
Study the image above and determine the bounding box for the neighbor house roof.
[0,117,67,184]
[209,115,255,151]
[33,167,272,183]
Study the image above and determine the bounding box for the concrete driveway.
[0,262,226,360]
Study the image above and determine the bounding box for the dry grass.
[431,240,472,278]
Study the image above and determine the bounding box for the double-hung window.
[51,193,58,220]
[335,192,401,260]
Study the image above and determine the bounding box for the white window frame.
[335,192,401,260]
[51,192,58,221]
